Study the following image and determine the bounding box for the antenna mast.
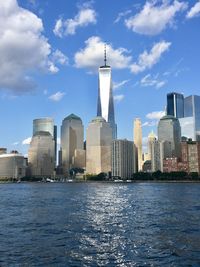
[104,43,107,66]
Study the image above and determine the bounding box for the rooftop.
[91,116,106,123]
[63,113,82,121]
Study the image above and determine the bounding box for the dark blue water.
[0,182,200,266]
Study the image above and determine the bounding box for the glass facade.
[97,65,117,139]
[167,92,184,118]
[158,115,181,157]
[184,95,200,140]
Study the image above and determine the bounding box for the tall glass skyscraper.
[33,118,57,164]
[184,95,200,140]
[167,92,184,118]
[97,46,117,139]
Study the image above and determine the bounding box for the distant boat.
[66,179,73,182]
[46,178,55,183]
[114,179,123,182]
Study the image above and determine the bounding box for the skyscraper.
[60,114,84,174]
[147,131,156,161]
[184,95,200,140]
[97,45,117,139]
[33,118,57,164]
[158,115,181,157]
[112,139,135,179]
[133,118,143,171]
[86,116,112,174]
[167,92,184,118]
[28,131,55,177]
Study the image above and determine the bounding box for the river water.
[0,182,200,266]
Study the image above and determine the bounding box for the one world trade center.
[97,45,117,139]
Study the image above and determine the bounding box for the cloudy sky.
[0,0,200,155]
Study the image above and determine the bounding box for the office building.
[86,116,112,174]
[133,118,143,171]
[147,131,156,161]
[184,95,200,140]
[112,139,135,179]
[150,140,161,172]
[0,151,26,180]
[167,92,184,118]
[97,46,117,139]
[28,131,55,177]
[158,115,181,158]
[60,114,84,174]
[33,118,57,164]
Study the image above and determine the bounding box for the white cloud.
[53,8,97,37]
[22,137,32,145]
[0,0,58,93]
[125,1,187,35]
[142,121,158,127]
[130,41,171,74]
[141,74,166,88]
[113,79,130,90]
[186,1,200,19]
[114,10,132,23]
[12,142,19,146]
[146,111,165,120]
[51,49,68,66]
[114,94,125,103]
[48,91,65,102]
[74,36,132,71]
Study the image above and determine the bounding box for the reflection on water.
[0,182,200,266]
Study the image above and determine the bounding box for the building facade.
[112,139,135,179]
[28,131,55,177]
[60,114,84,174]
[97,47,117,139]
[158,115,181,158]
[184,95,200,140]
[167,92,184,118]
[0,152,26,179]
[133,118,143,171]
[86,117,112,174]
[33,118,57,164]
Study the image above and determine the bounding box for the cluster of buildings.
[0,49,200,180]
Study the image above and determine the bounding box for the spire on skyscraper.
[104,43,107,67]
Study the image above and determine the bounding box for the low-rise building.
[0,152,26,180]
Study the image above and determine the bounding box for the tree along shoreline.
[0,171,200,183]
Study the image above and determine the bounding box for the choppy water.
[0,182,200,266]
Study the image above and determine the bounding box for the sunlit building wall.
[61,114,84,174]
[112,139,135,179]
[28,131,55,177]
[133,118,143,171]
[0,152,26,179]
[86,117,112,174]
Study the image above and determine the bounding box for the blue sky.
[0,0,200,155]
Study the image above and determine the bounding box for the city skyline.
[0,0,200,156]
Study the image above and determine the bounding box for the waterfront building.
[133,118,143,171]
[150,140,161,172]
[86,117,112,174]
[112,139,135,179]
[147,131,156,161]
[33,118,57,164]
[167,92,184,118]
[158,115,181,158]
[184,95,200,141]
[0,151,26,180]
[28,131,55,177]
[60,114,84,174]
[97,46,117,139]
[179,117,196,140]
[0,148,7,155]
